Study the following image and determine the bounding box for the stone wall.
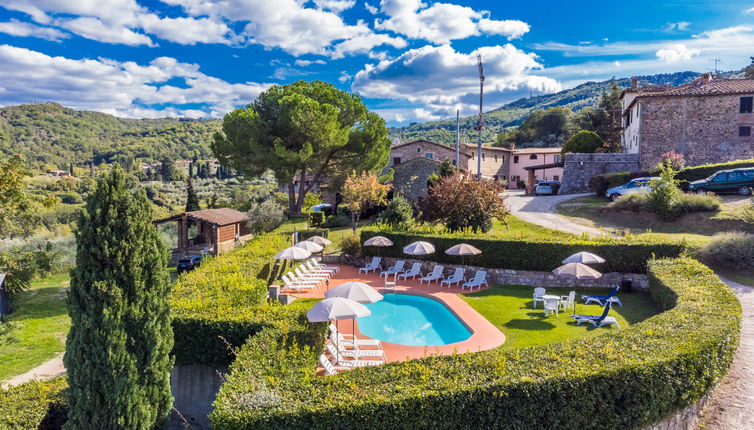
[559,152,641,194]
[169,365,227,430]
[392,157,442,204]
[335,256,648,291]
[639,94,754,169]
[645,395,709,430]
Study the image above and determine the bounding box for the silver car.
[605,177,659,201]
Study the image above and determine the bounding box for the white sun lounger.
[329,326,382,350]
[380,260,405,278]
[359,256,382,273]
[398,262,423,280]
[326,343,385,365]
[309,258,340,274]
[461,270,488,291]
[440,267,465,287]
[420,265,444,285]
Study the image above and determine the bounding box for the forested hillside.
[389,71,704,145]
[0,103,219,168]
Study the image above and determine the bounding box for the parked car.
[176,255,202,274]
[605,177,659,201]
[687,168,754,195]
[534,180,560,196]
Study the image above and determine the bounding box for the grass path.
[461,285,660,349]
[0,273,71,382]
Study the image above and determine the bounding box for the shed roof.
[154,208,248,226]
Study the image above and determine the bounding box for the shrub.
[562,130,603,154]
[0,378,68,429]
[678,192,721,213]
[296,229,329,241]
[420,174,509,233]
[247,199,286,234]
[379,195,415,231]
[322,215,350,228]
[210,258,740,429]
[307,211,325,227]
[59,192,82,205]
[609,193,651,212]
[648,162,682,221]
[360,229,686,273]
[698,232,754,270]
[340,235,361,256]
[660,150,685,170]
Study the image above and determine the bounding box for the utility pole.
[475,54,484,180]
[455,109,460,167]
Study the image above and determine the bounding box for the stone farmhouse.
[621,73,754,169]
[388,139,563,198]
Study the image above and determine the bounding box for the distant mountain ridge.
[389,70,741,146]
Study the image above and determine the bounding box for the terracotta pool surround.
[288,265,506,362]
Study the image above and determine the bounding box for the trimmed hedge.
[676,158,754,182]
[589,158,754,196]
[210,258,740,429]
[359,229,687,273]
[0,378,68,429]
[297,229,329,241]
[171,230,317,366]
[307,212,325,227]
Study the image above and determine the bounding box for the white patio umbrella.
[552,262,602,279]
[562,252,605,265]
[445,243,482,265]
[325,282,383,337]
[307,297,372,352]
[363,236,394,256]
[553,262,602,316]
[403,241,435,256]
[295,240,324,253]
[325,281,384,303]
[275,246,311,261]
[305,235,332,247]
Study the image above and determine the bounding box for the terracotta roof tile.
[636,78,754,98]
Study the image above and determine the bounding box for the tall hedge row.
[0,378,68,429]
[675,158,754,182]
[359,230,687,273]
[170,230,313,366]
[210,258,740,429]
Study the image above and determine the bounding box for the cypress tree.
[185,178,200,212]
[64,166,174,429]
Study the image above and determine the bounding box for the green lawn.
[555,195,754,249]
[0,273,71,382]
[462,285,660,349]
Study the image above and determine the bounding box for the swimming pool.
[358,294,472,346]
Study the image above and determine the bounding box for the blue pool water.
[358,294,471,346]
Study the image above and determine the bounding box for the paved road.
[505,190,607,237]
[696,277,754,429]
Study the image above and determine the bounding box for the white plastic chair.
[560,291,576,313]
[420,265,444,285]
[440,268,465,288]
[398,262,423,280]
[359,257,381,274]
[533,287,546,309]
[544,298,559,317]
[380,260,405,278]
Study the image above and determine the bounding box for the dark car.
[687,168,754,196]
[176,255,202,274]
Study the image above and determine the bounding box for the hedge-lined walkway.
[697,276,754,429]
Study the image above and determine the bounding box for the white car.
[534,181,560,196]
[605,177,659,201]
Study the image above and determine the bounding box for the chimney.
[630,76,638,89]
[701,73,712,85]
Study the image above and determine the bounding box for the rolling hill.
[388,71,709,145]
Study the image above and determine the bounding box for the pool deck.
[287,265,506,362]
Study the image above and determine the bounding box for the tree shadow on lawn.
[503,318,556,331]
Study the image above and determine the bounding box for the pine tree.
[188,162,194,178]
[185,178,200,212]
[64,166,174,429]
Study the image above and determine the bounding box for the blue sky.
[1,1,753,125]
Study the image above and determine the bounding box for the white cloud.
[0,18,68,41]
[655,43,700,63]
[294,59,327,67]
[137,14,232,45]
[313,0,357,12]
[339,71,353,82]
[375,0,529,43]
[352,44,560,120]
[746,7,754,14]
[330,32,406,58]
[365,3,379,14]
[664,21,691,32]
[56,16,155,46]
[394,113,406,122]
[0,44,272,118]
